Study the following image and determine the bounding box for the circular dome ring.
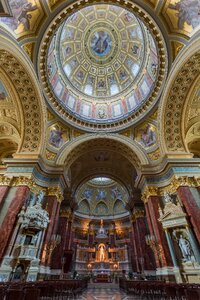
[39,0,168,132]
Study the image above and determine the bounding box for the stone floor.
[79,283,141,300]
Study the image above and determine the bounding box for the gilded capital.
[141,186,159,203]
[0,175,12,186]
[60,207,71,218]
[47,186,64,203]
[12,176,35,188]
[135,209,145,219]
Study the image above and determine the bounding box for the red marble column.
[145,202,160,268]
[177,186,200,244]
[41,195,60,266]
[147,196,173,267]
[135,215,155,271]
[0,186,9,209]
[66,219,72,250]
[0,186,29,260]
[129,225,139,272]
[51,214,68,270]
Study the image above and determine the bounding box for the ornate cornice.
[142,175,200,202]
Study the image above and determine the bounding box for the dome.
[40,3,167,131]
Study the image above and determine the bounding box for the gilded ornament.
[47,186,64,202]
[46,149,56,161]
[23,43,34,61]
[60,207,71,218]
[0,175,12,186]
[12,176,34,188]
[148,149,161,161]
[141,186,159,203]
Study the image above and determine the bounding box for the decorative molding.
[142,175,200,202]
[141,186,159,203]
[23,42,35,61]
[47,186,64,202]
[0,175,12,186]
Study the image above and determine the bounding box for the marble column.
[177,186,200,244]
[0,186,9,208]
[0,186,29,260]
[135,212,155,271]
[144,202,160,268]
[51,210,69,270]
[130,216,140,272]
[147,196,173,267]
[41,195,60,266]
[65,216,73,250]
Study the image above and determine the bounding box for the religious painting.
[82,188,93,201]
[111,187,122,200]
[0,80,8,100]
[162,0,200,35]
[90,30,112,57]
[0,0,44,37]
[136,123,157,148]
[48,123,69,148]
[96,189,107,201]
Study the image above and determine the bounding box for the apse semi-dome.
[75,177,129,218]
[39,2,168,131]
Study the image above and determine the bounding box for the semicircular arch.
[0,27,46,157]
[56,134,149,168]
[158,37,200,157]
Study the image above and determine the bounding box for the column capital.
[47,186,64,203]
[0,175,13,186]
[60,207,71,218]
[159,176,200,195]
[141,186,159,203]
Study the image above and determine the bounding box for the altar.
[95,273,111,283]
[74,220,130,275]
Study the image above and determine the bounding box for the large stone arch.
[56,133,149,168]
[158,37,200,157]
[0,27,46,158]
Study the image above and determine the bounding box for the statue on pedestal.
[99,244,105,261]
[178,235,192,262]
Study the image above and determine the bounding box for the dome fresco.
[44,4,164,130]
[75,177,129,217]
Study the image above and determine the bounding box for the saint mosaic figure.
[139,124,156,147]
[49,126,65,148]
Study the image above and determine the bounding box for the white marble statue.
[178,235,192,261]
[163,191,173,203]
